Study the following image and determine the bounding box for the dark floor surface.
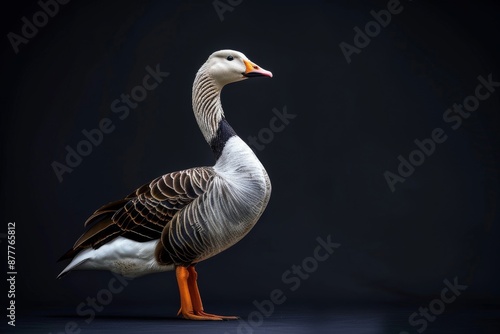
[5,304,500,334]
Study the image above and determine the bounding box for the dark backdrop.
[1,0,499,331]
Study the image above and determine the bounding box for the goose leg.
[186,266,238,320]
[176,266,233,320]
[176,266,215,320]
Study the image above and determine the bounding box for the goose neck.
[192,70,225,144]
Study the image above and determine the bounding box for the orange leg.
[187,266,238,320]
[175,265,238,321]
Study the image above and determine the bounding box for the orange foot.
[177,308,239,321]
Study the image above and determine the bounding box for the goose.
[58,50,273,320]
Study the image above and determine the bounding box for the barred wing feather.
[59,167,215,261]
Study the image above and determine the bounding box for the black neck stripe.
[210,118,236,160]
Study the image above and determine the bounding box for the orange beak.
[243,59,273,78]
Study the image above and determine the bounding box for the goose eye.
[226,55,234,61]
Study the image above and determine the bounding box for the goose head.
[192,49,272,146]
[201,50,273,88]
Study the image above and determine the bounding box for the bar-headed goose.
[58,50,273,320]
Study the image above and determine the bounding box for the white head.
[200,49,273,88]
[192,49,272,145]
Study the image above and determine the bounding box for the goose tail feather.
[57,249,93,279]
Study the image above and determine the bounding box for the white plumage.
[59,237,172,278]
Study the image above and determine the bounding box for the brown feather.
[60,167,215,262]
[74,218,116,249]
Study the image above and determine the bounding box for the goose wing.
[59,167,215,261]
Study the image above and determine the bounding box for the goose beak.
[243,59,273,78]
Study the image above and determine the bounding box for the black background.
[1,0,499,333]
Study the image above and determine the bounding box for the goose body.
[59,50,273,320]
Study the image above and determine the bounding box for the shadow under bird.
[58,50,273,320]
